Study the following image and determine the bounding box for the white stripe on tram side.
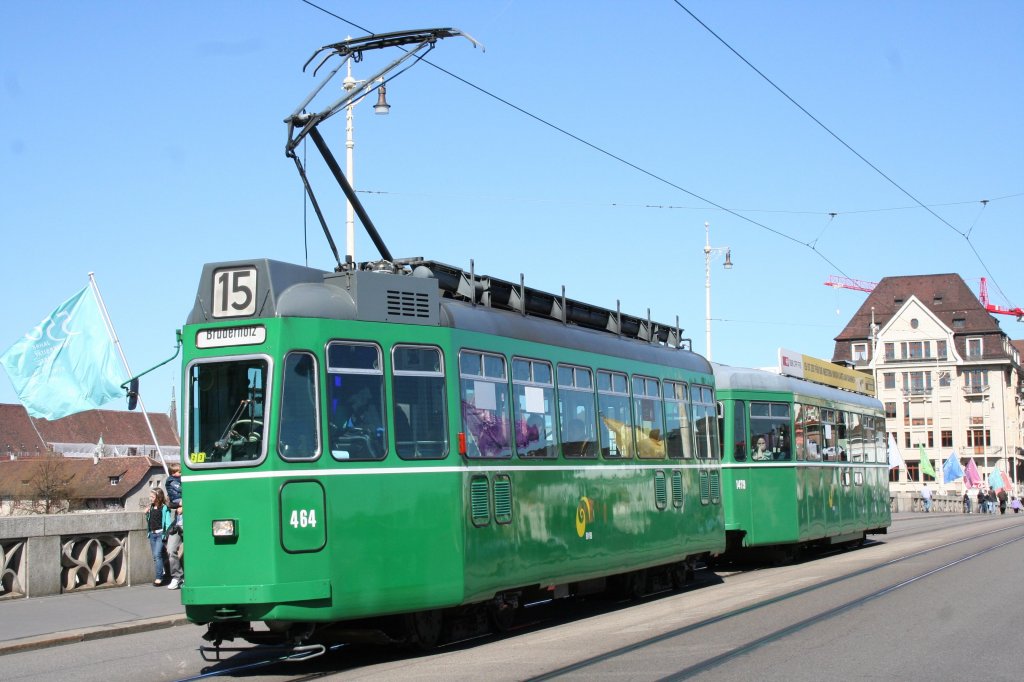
[185,461,722,483]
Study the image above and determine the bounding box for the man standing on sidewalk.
[921,482,932,513]
[165,462,184,590]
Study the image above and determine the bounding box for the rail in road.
[3,513,1022,681]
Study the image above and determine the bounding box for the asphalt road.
[3,513,1021,681]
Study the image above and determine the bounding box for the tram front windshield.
[187,358,268,465]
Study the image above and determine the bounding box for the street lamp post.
[342,57,389,264]
[703,221,732,361]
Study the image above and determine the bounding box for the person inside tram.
[805,436,821,461]
[751,436,772,461]
[773,428,791,461]
[333,384,384,457]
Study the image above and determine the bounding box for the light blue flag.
[942,451,964,482]
[988,468,1005,491]
[0,286,126,420]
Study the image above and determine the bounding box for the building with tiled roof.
[0,404,179,514]
[0,455,164,514]
[0,404,178,461]
[832,274,1023,495]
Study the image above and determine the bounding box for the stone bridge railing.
[890,493,969,513]
[0,512,154,599]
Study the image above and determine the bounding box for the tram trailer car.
[180,258,726,647]
[713,363,891,559]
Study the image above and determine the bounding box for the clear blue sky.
[2,1,1022,415]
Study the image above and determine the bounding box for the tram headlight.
[212,519,237,538]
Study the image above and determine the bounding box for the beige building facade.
[832,274,1023,497]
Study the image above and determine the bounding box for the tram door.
[725,400,752,529]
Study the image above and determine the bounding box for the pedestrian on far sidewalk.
[1011,496,1022,514]
[921,482,932,513]
[166,502,184,589]
[963,489,972,514]
[997,488,1008,515]
[165,462,184,590]
[145,489,173,586]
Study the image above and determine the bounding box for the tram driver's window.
[187,358,268,465]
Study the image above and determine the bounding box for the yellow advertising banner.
[778,348,875,395]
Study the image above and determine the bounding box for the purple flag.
[965,458,982,488]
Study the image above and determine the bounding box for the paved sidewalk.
[0,582,189,656]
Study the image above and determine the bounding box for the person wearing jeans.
[166,503,184,589]
[145,489,173,585]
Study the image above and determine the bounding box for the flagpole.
[88,273,169,475]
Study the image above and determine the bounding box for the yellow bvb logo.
[575,496,595,538]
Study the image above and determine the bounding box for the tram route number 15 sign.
[212,266,257,318]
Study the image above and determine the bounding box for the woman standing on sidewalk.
[146,489,173,586]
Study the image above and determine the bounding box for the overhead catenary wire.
[299,0,1016,308]
[670,0,1017,310]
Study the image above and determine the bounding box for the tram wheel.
[488,602,517,633]
[405,609,443,650]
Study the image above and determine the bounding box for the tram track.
[527,521,1024,681]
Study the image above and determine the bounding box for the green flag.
[918,444,936,479]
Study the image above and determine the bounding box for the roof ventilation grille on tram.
[386,290,432,319]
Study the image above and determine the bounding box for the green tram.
[712,363,891,557]
[180,258,725,648]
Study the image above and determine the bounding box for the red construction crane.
[824,275,1023,320]
[823,275,877,293]
[978,277,1024,320]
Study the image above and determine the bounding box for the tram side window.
[749,401,791,462]
[836,411,850,461]
[864,414,878,463]
[821,408,840,461]
[874,415,886,462]
[187,358,267,465]
[460,350,512,458]
[326,342,386,461]
[633,376,666,459]
[799,404,822,461]
[846,412,864,461]
[598,370,633,458]
[392,345,448,459]
[512,358,556,458]
[663,381,693,459]
[692,385,720,460]
[558,364,598,458]
[278,352,320,461]
[731,400,748,462]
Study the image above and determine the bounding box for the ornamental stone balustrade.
[0,512,153,599]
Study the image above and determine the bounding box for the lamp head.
[723,249,733,270]
[373,85,391,115]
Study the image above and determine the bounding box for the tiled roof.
[0,404,178,457]
[0,456,161,500]
[0,404,48,455]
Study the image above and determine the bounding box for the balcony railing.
[902,387,933,397]
[884,354,947,363]
[963,384,990,396]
